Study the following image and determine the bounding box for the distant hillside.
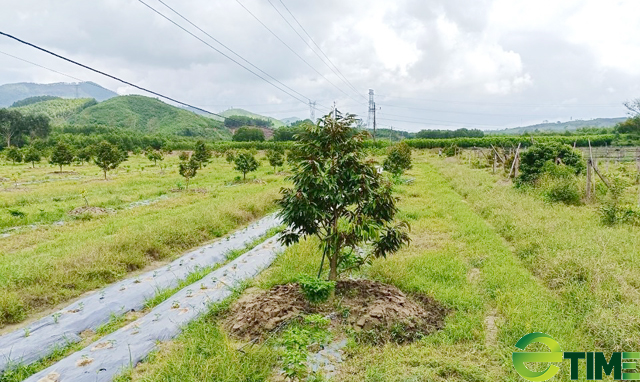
[219,108,284,128]
[0,82,117,107]
[281,116,303,126]
[69,95,230,139]
[488,117,627,135]
[13,98,97,125]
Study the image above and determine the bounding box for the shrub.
[517,142,585,184]
[542,176,582,205]
[298,275,335,304]
[383,141,412,178]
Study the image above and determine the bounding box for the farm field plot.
[0,154,284,328]
[3,151,640,382]
[107,152,635,382]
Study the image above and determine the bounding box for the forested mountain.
[0,82,116,107]
[68,95,230,139]
[13,98,97,125]
[488,117,627,135]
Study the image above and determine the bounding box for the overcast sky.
[0,0,638,131]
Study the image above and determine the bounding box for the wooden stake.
[586,159,592,201]
[508,143,521,179]
[493,152,497,174]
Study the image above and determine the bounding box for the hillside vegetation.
[489,117,627,135]
[219,108,284,128]
[0,82,116,107]
[13,98,97,125]
[69,95,230,139]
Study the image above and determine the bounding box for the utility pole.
[308,100,316,122]
[333,101,336,120]
[368,89,376,141]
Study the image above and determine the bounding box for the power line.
[377,94,622,108]
[378,105,569,118]
[0,30,227,119]
[378,115,501,128]
[277,0,365,100]
[265,0,366,105]
[0,50,84,82]
[234,0,359,108]
[152,0,328,114]
[137,0,319,111]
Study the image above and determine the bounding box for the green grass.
[431,154,640,352]
[7,151,639,381]
[0,154,284,326]
[118,152,601,381]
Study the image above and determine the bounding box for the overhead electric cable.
[277,0,365,99]
[378,115,501,128]
[0,31,226,119]
[377,94,622,108]
[137,0,318,110]
[378,105,564,118]
[0,50,84,82]
[152,0,328,113]
[264,0,366,105]
[234,0,362,107]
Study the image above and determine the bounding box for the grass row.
[431,155,640,353]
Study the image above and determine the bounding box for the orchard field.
[2,146,640,381]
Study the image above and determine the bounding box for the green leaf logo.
[513,333,563,381]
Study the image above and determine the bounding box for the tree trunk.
[104,170,107,180]
[328,250,339,281]
[243,172,246,180]
[59,165,62,172]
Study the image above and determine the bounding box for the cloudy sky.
[0,0,638,131]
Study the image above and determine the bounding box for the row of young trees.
[4,141,126,179]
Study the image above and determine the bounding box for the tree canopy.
[224,115,273,128]
[94,141,126,179]
[415,128,484,139]
[278,110,410,281]
[232,127,265,142]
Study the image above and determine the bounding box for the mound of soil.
[68,206,113,216]
[225,280,449,344]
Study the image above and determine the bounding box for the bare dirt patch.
[225,279,449,344]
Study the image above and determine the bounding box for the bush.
[517,142,585,184]
[442,144,458,157]
[383,141,412,177]
[542,177,582,205]
[298,275,335,304]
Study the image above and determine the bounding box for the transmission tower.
[368,89,376,140]
[309,100,316,121]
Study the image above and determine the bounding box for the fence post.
[586,159,592,202]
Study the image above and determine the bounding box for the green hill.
[0,82,117,107]
[219,108,284,128]
[69,95,230,139]
[488,117,627,135]
[13,98,97,125]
